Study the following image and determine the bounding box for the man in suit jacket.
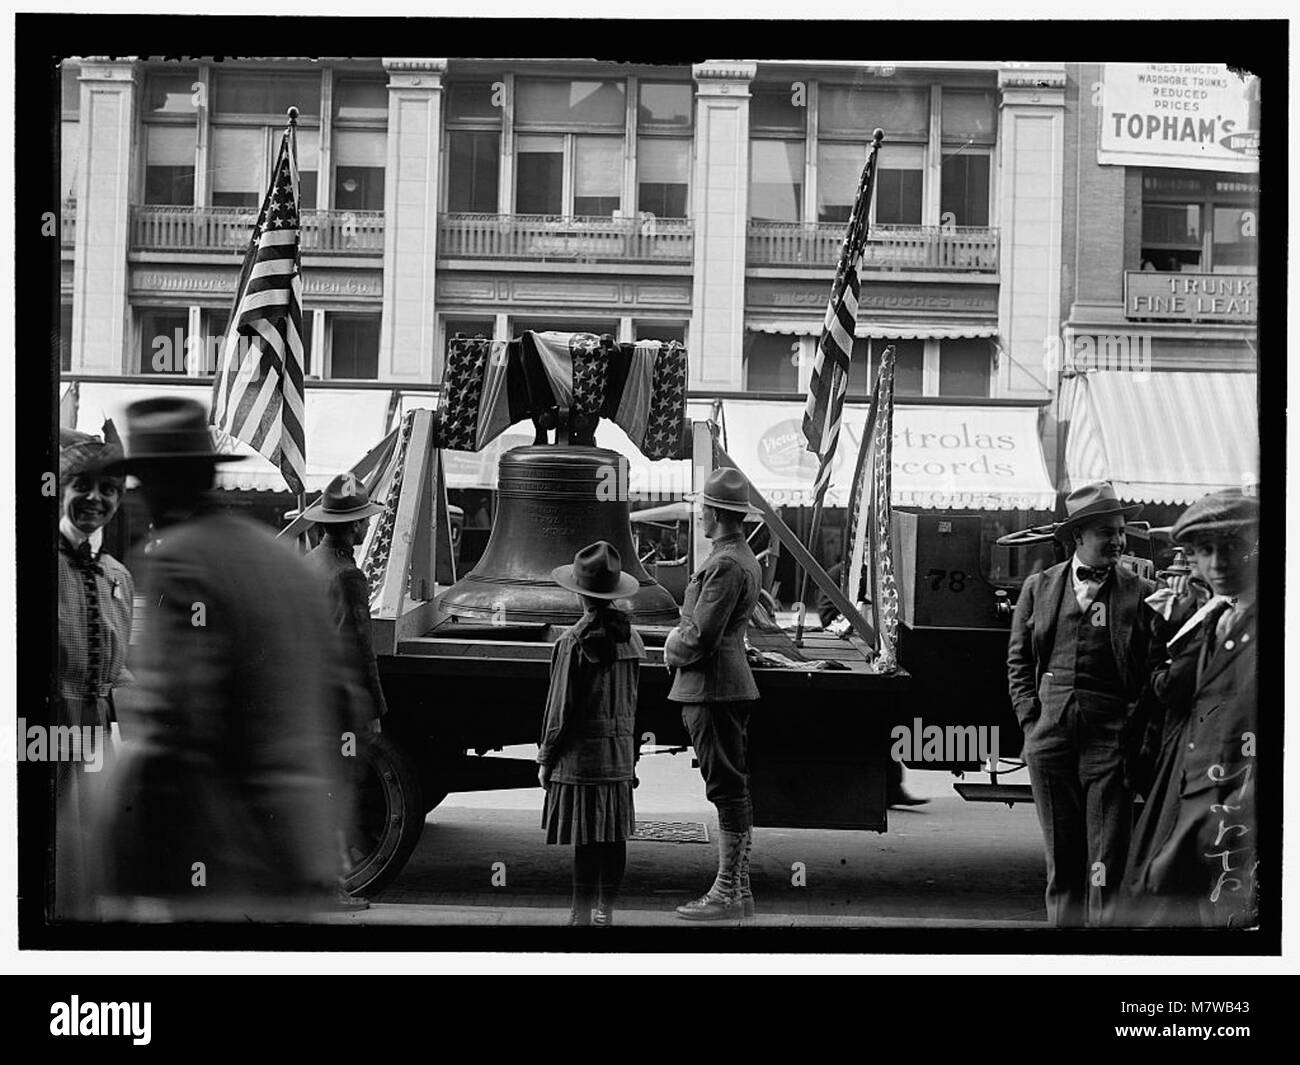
[1007,482,1159,926]
[95,398,346,921]
[1121,489,1259,927]
[665,467,762,921]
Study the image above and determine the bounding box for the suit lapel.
[1034,562,1069,663]
[1109,566,1136,684]
[1196,601,1255,691]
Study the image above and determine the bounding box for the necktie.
[1202,599,1234,660]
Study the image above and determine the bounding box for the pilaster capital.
[383,57,449,89]
[692,60,758,97]
[76,58,141,84]
[998,64,1067,107]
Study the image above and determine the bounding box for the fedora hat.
[686,467,758,515]
[303,472,386,523]
[1171,488,1260,545]
[109,396,245,470]
[1054,482,1142,541]
[551,540,640,601]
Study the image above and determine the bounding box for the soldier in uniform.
[665,467,762,920]
[302,473,389,731]
[1006,482,1160,927]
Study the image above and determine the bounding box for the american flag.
[210,121,307,494]
[802,131,883,501]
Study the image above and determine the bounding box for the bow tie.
[1076,565,1111,583]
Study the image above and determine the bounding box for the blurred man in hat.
[93,397,346,920]
[303,473,389,731]
[666,467,763,920]
[53,427,134,918]
[1121,488,1259,927]
[1006,481,1160,926]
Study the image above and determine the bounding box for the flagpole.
[794,128,884,648]
[284,107,311,547]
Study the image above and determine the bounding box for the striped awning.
[1061,371,1258,505]
[747,319,997,340]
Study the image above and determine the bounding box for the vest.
[1046,577,1124,695]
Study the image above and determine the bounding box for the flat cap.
[1171,487,1260,544]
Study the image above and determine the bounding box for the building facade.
[1055,61,1259,530]
[60,57,1069,400]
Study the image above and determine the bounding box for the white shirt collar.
[59,517,104,555]
[59,516,89,549]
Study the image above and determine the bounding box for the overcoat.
[94,512,347,918]
[1121,601,1259,926]
[538,611,644,785]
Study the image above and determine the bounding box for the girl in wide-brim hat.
[537,541,645,926]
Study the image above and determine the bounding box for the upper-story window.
[445,81,502,214]
[141,69,200,206]
[940,90,996,227]
[749,78,997,232]
[637,82,692,219]
[61,62,80,200]
[515,78,626,218]
[750,85,804,222]
[207,70,322,209]
[1140,171,1257,274]
[819,85,928,225]
[331,76,388,212]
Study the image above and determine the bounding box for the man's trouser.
[1023,681,1131,928]
[681,702,754,833]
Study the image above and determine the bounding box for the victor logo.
[49,997,151,1045]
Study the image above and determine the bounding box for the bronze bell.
[436,445,680,626]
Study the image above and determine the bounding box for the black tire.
[339,731,425,897]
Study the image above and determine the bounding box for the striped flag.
[210,120,307,494]
[802,133,883,500]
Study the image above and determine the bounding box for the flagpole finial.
[286,106,299,125]
[872,128,884,147]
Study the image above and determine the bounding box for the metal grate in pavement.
[632,820,710,844]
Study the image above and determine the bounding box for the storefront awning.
[747,319,998,340]
[714,399,1055,510]
[71,381,394,493]
[1061,371,1258,505]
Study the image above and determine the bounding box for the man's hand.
[538,765,551,788]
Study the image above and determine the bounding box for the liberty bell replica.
[436,444,680,626]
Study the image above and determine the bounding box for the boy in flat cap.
[1006,482,1160,926]
[1121,488,1259,927]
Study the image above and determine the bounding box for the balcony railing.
[439,212,694,265]
[747,221,1000,273]
[62,199,75,247]
[130,205,385,255]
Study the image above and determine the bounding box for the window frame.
[1139,169,1259,274]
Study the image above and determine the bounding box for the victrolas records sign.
[1097,63,1260,173]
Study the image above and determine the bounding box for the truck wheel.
[340,731,425,897]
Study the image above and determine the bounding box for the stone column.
[995,66,1067,400]
[689,61,756,391]
[379,58,447,383]
[70,58,138,374]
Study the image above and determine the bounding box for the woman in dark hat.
[54,428,134,918]
[538,541,645,926]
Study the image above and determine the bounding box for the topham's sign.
[1098,63,1260,173]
